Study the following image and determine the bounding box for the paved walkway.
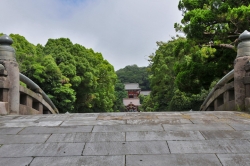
[1,111,250,166]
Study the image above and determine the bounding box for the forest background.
[2,0,250,113]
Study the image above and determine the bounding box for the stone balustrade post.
[0,34,19,114]
[234,30,250,111]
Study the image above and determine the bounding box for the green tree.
[113,80,127,112]
[7,34,117,113]
[146,37,208,111]
[173,0,250,94]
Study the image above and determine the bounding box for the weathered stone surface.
[60,120,125,126]
[168,140,250,153]
[217,154,250,166]
[98,115,158,120]
[30,156,125,166]
[0,157,33,166]
[127,119,192,125]
[0,116,40,122]
[163,124,233,131]
[19,126,93,134]
[0,121,62,128]
[83,141,170,155]
[190,118,250,124]
[0,102,8,114]
[0,143,85,157]
[36,117,69,121]
[213,111,246,119]
[65,116,97,121]
[98,112,126,116]
[126,131,205,141]
[0,134,50,144]
[1,111,250,165]
[201,130,250,139]
[229,123,250,130]
[93,124,163,132]
[0,127,23,134]
[3,118,40,122]
[126,154,222,166]
[47,132,125,143]
[72,113,100,117]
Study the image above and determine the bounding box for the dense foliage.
[144,38,208,111]
[9,34,117,113]
[174,0,250,94]
[143,0,250,111]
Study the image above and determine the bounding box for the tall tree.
[146,38,207,111]
[7,34,117,113]
[173,0,250,94]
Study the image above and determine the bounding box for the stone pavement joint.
[1,111,250,165]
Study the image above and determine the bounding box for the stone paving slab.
[126,131,205,141]
[178,112,218,120]
[126,154,222,166]
[0,127,23,134]
[0,118,40,123]
[0,134,50,144]
[97,115,159,120]
[228,123,250,130]
[63,116,98,121]
[168,140,250,154]
[127,119,192,125]
[83,141,170,155]
[35,117,69,121]
[190,118,250,124]
[93,124,163,132]
[163,123,234,131]
[0,143,85,157]
[30,156,125,166]
[60,120,126,126]
[70,113,100,117]
[0,157,33,166]
[1,111,250,165]
[134,112,183,116]
[0,121,63,128]
[19,126,93,134]
[201,130,250,139]
[217,154,250,166]
[214,113,250,120]
[47,132,125,143]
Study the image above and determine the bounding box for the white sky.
[0,0,183,70]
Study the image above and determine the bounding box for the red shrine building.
[123,83,141,112]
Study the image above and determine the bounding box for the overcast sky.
[0,0,183,70]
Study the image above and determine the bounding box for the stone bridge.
[2,32,250,165]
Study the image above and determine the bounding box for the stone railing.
[0,34,58,115]
[200,30,250,111]
[200,70,235,111]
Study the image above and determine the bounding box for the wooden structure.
[123,83,141,112]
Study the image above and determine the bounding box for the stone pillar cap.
[0,34,13,45]
[239,30,250,41]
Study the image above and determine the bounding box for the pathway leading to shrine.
[1,111,250,165]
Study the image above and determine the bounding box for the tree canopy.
[143,0,250,111]
[173,0,250,94]
[8,34,118,113]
